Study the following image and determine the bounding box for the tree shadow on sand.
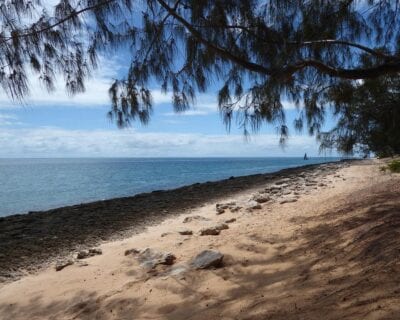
[148,178,400,319]
[2,172,400,319]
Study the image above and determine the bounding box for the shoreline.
[1,158,400,319]
[1,157,342,218]
[0,160,346,282]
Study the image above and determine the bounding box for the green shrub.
[387,160,400,173]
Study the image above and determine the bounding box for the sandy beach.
[1,159,400,319]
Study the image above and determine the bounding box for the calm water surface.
[0,157,340,217]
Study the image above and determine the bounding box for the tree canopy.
[1,0,400,143]
[319,74,400,157]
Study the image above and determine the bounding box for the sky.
[0,55,338,158]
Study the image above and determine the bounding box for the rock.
[269,186,282,191]
[168,264,189,278]
[200,227,221,236]
[275,178,291,185]
[216,202,237,214]
[77,261,89,267]
[254,195,270,203]
[161,232,172,237]
[216,203,229,210]
[280,198,298,204]
[183,216,210,223]
[77,248,102,259]
[89,248,102,255]
[55,259,74,271]
[124,248,140,256]
[76,251,90,259]
[230,206,242,212]
[305,183,317,187]
[246,200,262,210]
[225,218,236,223]
[137,248,176,269]
[200,223,229,236]
[162,253,177,265]
[79,251,89,259]
[191,250,224,269]
[178,229,193,236]
[270,189,281,194]
[215,223,229,230]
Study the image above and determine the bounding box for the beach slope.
[1,159,400,319]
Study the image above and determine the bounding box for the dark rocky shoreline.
[0,160,352,282]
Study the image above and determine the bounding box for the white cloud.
[0,66,221,117]
[0,53,299,117]
[161,96,299,117]
[0,114,23,126]
[157,91,218,116]
[281,100,298,110]
[0,127,321,157]
[0,59,116,109]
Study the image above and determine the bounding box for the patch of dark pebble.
[0,160,353,283]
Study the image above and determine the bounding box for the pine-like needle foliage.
[1,0,400,140]
[319,74,400,157]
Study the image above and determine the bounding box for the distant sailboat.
[304,153,309,160]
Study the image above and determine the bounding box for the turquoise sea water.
[0,157,340,217]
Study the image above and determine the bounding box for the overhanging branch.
[280,59,400,79]
[297,39,395,61]
[156,0,400,80]
[0,0,116,45]
[155,0,271,75]
[1,0,398,82]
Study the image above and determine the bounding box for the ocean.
[0,157,340,217]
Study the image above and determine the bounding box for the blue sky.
[0,55,338,158]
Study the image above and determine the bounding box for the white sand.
[1,159,399,319]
